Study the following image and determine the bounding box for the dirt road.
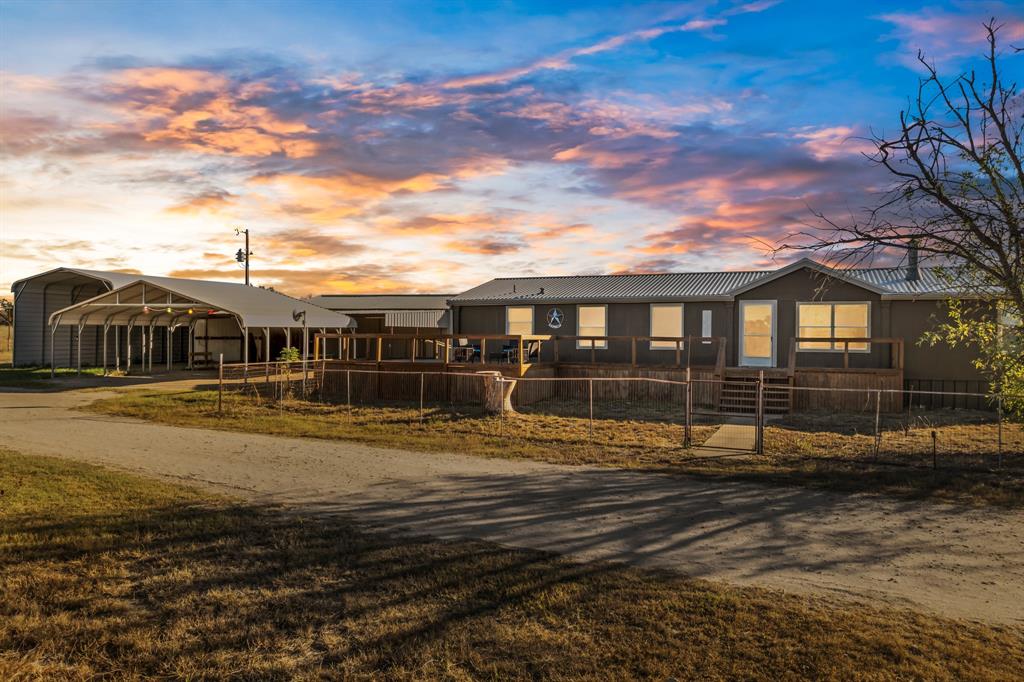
[3,386,1022,625]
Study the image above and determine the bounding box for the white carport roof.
[49,277,355,329]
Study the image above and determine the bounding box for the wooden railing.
[312,332,727,376]
[786,337,904,376]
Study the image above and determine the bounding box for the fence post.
[346,369,351,410]
[419,372,425,423]
[755,370,764,455]
[217,353,224,416]
[684,379,692,448]
[997,396,1004,468]
[873,389,882,458]
[588,378,594,443]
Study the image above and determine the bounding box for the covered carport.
[47,277,354,376]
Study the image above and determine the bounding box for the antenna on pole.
[234,227,253,286]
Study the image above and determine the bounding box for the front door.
[739,300,776,367]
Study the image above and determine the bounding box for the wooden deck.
[311,332,908,413]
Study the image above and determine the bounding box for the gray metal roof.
[11,267,144,293]
[845,267,962,297]
[449,260,966,304]
[311,294,453,311]
[50,277,353,329]
[449,271,771,304]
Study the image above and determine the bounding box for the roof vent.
[906,240,920,282]
[539,287,545,295]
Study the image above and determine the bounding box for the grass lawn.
[2,448,1022,679]
[87,389,1024,507]
[0,365,106,388]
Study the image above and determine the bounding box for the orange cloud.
[164,190,236,215]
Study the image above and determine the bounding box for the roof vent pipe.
[539,287,545,295]
[907,240,920,282]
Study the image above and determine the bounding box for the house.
[447,258,987,391]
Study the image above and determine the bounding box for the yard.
[2,448,1022,679]
[0,324,10,366]
[87,389,1024,506]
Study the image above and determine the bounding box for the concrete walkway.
[692,421,757,456]
[2,385,1023,625]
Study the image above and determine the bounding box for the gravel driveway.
[3,386,1022,625]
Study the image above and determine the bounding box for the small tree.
[782,20,1023,406]
[0,299,12,354]
[277,346,300,363]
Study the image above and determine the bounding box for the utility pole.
[234,227,253,286]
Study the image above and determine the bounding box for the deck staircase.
[718,371,793,415]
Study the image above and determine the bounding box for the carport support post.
[264,327,270,384]
[76,321,84,375]
[115,325,120,372]
[148,322,155,373]
[126,324,133,374]
[242,326,249,384]
[102,323,109,376]
[49,315,60,378]
[140,326,146,375]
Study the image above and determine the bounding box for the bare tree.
[783,19,1023,314]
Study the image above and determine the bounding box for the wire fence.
[217,361,1024,472]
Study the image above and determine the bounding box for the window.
[506,306,533,335]
[797,302,870,351]
[577,305,607,349]
[650,304,684,349]
[701,309,712,343]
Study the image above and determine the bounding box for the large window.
[797,302,870,351]
[506,306,533,335]
[577,305,607,349]
[650,304,684,349]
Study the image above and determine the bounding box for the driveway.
[2,386,1022,625]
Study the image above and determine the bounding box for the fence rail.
[217,360,1023,472]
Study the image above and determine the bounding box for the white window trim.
[649,303,684,350]
[739,299,777,367]
[576,304,608,350]
[701,309,712,344]
[505,305,534,336]
[795,301,872,353]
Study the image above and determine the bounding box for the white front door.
[739,300,776,367]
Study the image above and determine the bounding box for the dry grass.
[2,448,1023,680]
[0,325,11,366]
[87,390,1024,507]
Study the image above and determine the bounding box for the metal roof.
[310,294,453,311]
[449,271,771,304]
[383,310,451,328]
[50,277,354,330]
[11,267,143,294]
[448,260,967,304]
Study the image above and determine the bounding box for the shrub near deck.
[87,390,1024,506]
[2,448,1023,679]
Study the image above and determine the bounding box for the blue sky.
[1,1,1021,294]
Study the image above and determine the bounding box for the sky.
[1,0,1022,296]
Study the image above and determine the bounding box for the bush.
[277,346,300,362]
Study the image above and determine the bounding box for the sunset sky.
[2,1,1022,296]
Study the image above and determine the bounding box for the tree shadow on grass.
[4,488,1023,680]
